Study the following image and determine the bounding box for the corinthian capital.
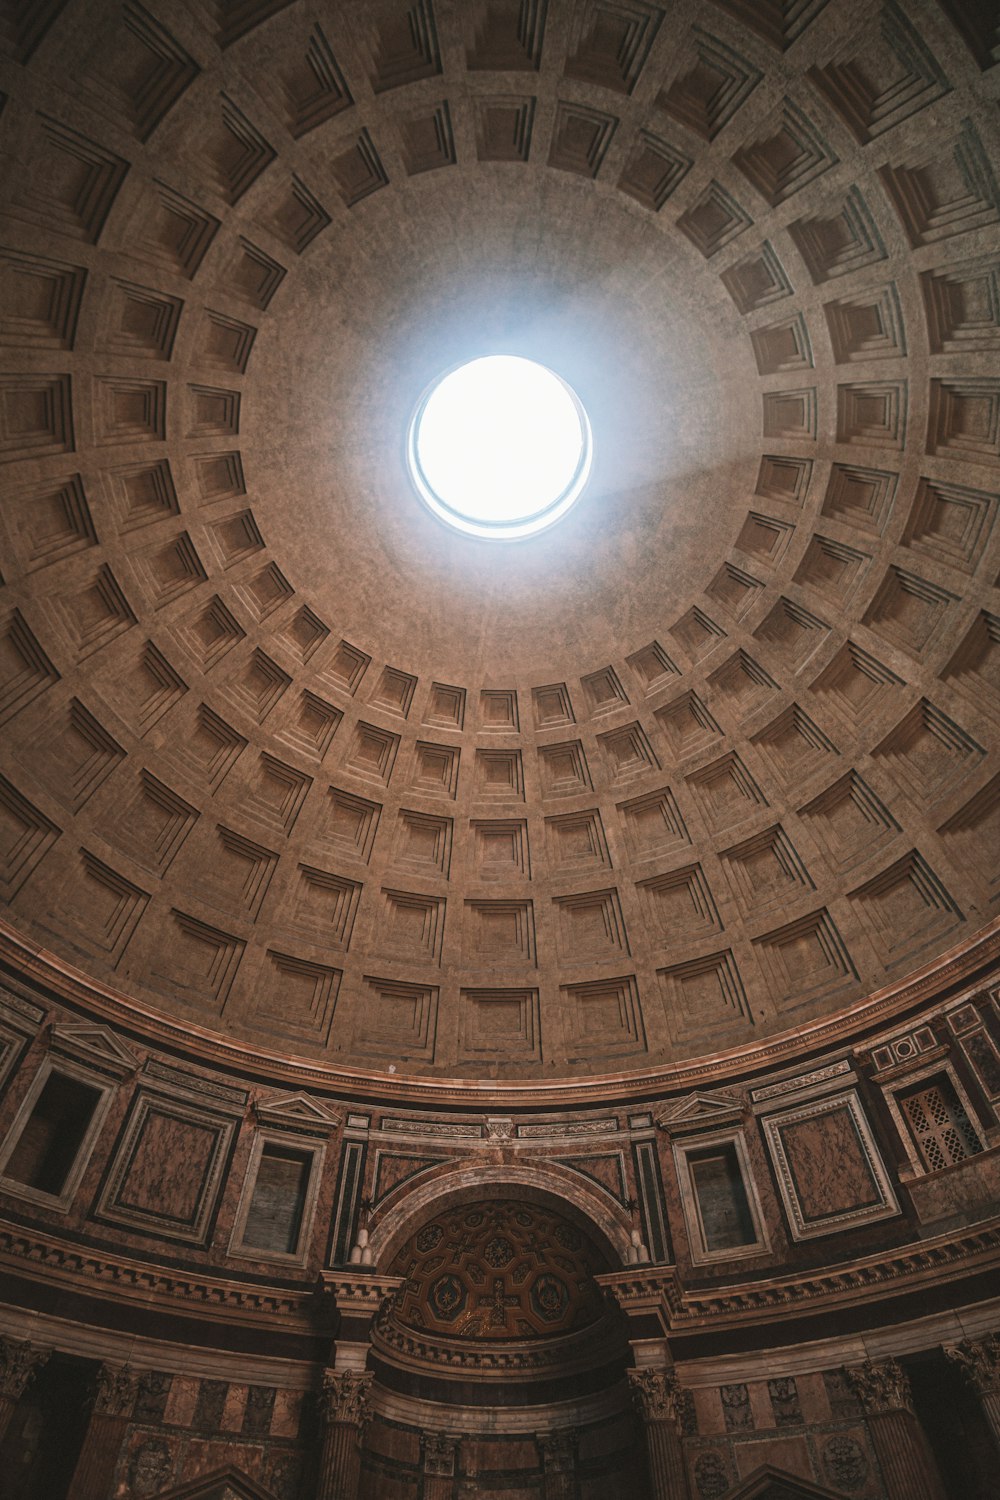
[944,1334,1000,1396]
[628,1366,691,1430]
[844,1357,912,1415]
[0,1337,50,1401]
[536,1429,578,1473]
[423,1431,459,1476]
[92,1362,139,1417]
[319,1368,373,1427]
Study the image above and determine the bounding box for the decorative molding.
[0,1226,317,1329]
[598,1219,1000,1329]
[422,1431,459,1475]
[320,1271,404,1318]
[750,1060,852,1103]
[91,1361,139,1416]
[372,1301,622,1381]
[844,1356,912,1414]
[0,1336,50,1400]
[2,916,997,1107]
[627,1366,691,1431]
[49,1022,139,1079]
[760,1088,901,1240]
[537,1426,578,1471]
[944,1334,1000,1395]
[253,1092,340,1133]
[656,1090,744,1133]
[318,1368,372,1426]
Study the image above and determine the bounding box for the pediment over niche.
[253,1092,340,1133]
[152,1465,279,1500]
[656,1090,744,1133]
[49,1022,139,1078]
[726,1463,852,1499]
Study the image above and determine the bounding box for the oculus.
[407,355,593,540]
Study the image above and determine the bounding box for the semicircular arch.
[366,1161,634,1270]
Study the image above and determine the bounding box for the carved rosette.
[844,1357,913,1416]
[319,1369,373,1428]
[628,1366,690,1431]
[422,1432,459,1476]
[0,1337,50,1401]
[944,1335,1000,1396]
[91,1362,139,1417]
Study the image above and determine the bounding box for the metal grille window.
[898,1075,983,1172]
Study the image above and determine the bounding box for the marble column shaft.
[66,1363,138,1500]
[844,1357,946,1500]
[628,1368,691,1500]
[315,1369,372,1500]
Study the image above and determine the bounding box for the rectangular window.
[4,1071,102,1197]
[688,1143,757,1252]
[241,1143,313,1255]
[897,1074,983,1173]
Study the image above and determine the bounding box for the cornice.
[2,915,998,1109]
[0,1223,319,1333]
[598,1217,1000,1332]
[2,1217,997,1356]
[371,1304,626,1382]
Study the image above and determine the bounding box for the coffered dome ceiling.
[0,0,998,1083]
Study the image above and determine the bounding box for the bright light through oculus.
[407,355,593,540]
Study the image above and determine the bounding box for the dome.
[0,4,998,1498]
[0,0,997,1090]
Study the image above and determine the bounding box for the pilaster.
[845,1357,947,1500]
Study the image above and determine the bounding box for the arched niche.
[366,1160,635,1269]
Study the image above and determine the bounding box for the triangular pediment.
[254,1092,340,1132]
[724,1463,851,1500]
[152,1465,279,1500]
[657,1090,743,1131]
[49,1022,139,1078]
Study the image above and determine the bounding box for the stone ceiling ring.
[406,355,594,541]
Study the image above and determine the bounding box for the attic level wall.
[0,949,995,1495]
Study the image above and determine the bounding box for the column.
[944,1334,1000,1450]
[66,1362,139,1500]
[422,1431,460,1500]
[315,1368,372,1500]
[844,1357,947,1500]
[536,1429,578,1500]
[0,1336,50,1446]
[628,1367,692,1500]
